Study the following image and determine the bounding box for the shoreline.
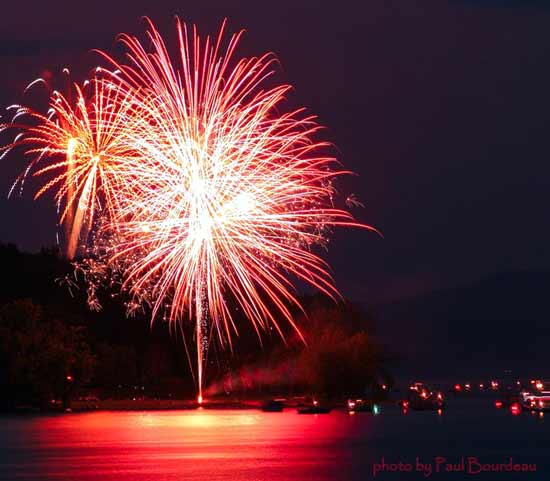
[6,397,386,413]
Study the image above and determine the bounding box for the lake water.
[0,399,548,481]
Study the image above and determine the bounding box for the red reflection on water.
[11,410,364,481]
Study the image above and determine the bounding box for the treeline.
[0,244,195,409]
[205,298,394,399]
[0,244,394,408]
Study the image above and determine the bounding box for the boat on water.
[297,400,331,414]
[404,382,445,411]
[347,398,380,414]
[297,405,332,414]
[261,399,284,412]
[519,380,550,412]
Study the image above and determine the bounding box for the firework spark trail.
[2,18,377,400]
[2,75,142,259]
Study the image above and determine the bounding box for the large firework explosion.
[1,18,375,400]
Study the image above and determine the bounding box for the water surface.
[0,399,547,480]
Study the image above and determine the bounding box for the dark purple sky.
[0,0,549,303]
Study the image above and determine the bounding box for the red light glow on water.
[12,410,356,481]
[0,405,547,481]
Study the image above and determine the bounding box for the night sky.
[1,0,549,304]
